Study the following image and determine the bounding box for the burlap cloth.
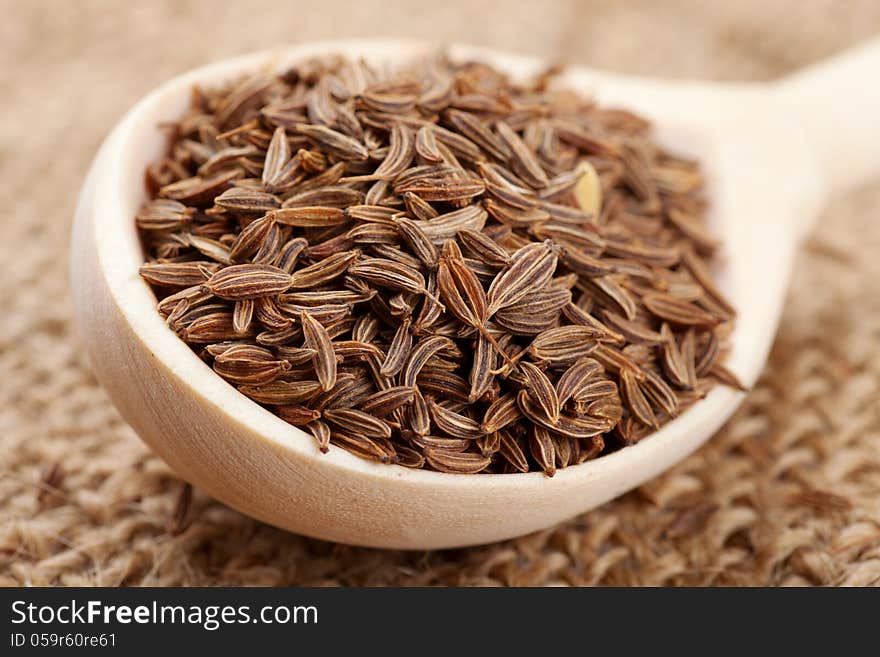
[2,0,879,586]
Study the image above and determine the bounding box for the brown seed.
[556,357,605,406]
[603,236,680,267]
[136,199,194,231]
[349,258,430,297]
[214,75,273,128]
[477,430,502,458]
[344,204,399,223]
[393,175,486,203]
[212,344,289,386]
[529,426,557,477]
[437,243,487,329]
[275,346,318,365]
[331,431,395,463]
[187,235,232,265]
[424,449,491,474]
[573,379,620,406]
[282,289,373,306]
[361,90,417,114]
[585,276,637,321]
[183,312,244,343]
[428,123,482,161]
[620,368,658,429]
[641,369,680,417]
[681,246,735,315]
[283,185,365,209]
[287,162,346,196]
[553,435,573,469]
[395,445,426,469]
[519,361,560,423]
[403,191,439,220]
[324,408,392,440]
[414,270,444,332]
[332,340,384,361]
[417,366,471,404]
[601,310,665,343]
[494,287,571,335]
[140,261,218,288]
[304,420,331,453]
[199,146,259,176]
[660,323,692,389]
[358,386,415,417]
[529,326,599,364]
[300,311,337,391]
[311,373,373,411]
[481,392,521,434]
[277,302,351,325]
[414,206,488,242]
[468,333,495,403]
[214,187,280,213]
[481,167,538,206]
[303,233,355,259]
[402,336,454,387]
[486,240,558,316]
[667,207,720,253]
[561,248,615,278]
[562,302,625,343]
[415,125,444,163]
[643,293,720,327]
[409,433,470,453]
[407,386,432,436]
[157,285,213,318]
[445,109,509,161]
[680,328,698,389]
[275,237,310,273]
[495,120,549,189]
[373,123,415,179]
[581,395,623,425]
[228,213,276,262]
[272,206,348,227]
[275,405,322,426]
[294,122,369,160]
[252,223,283,265]
[428,400,483,439]
[204,264,291,300]
[159,169,240,206]
[238,379,323,405]
[696,330,720,376]
[498,429,530,473]
[554,120,620,157]
[393,216,438,267]
[232,299,254,334]
[252,296,292,331]
[457,229,510,268]
[289,251,359,288]
[262,126,292,189]
[709,363,747,391]
[591,344,645,378]
[518,391,609,438]
[484,198,549,226]
[381,318,413,377]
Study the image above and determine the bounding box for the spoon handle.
[777,37,880,197]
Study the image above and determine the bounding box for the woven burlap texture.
[2,0,879,586]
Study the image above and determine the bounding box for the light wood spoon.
[70,38,880,548]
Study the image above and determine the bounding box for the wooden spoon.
[70,39,880,548]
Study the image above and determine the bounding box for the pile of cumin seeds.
[136,54,743,476]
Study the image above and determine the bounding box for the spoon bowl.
[71,38,879,548]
